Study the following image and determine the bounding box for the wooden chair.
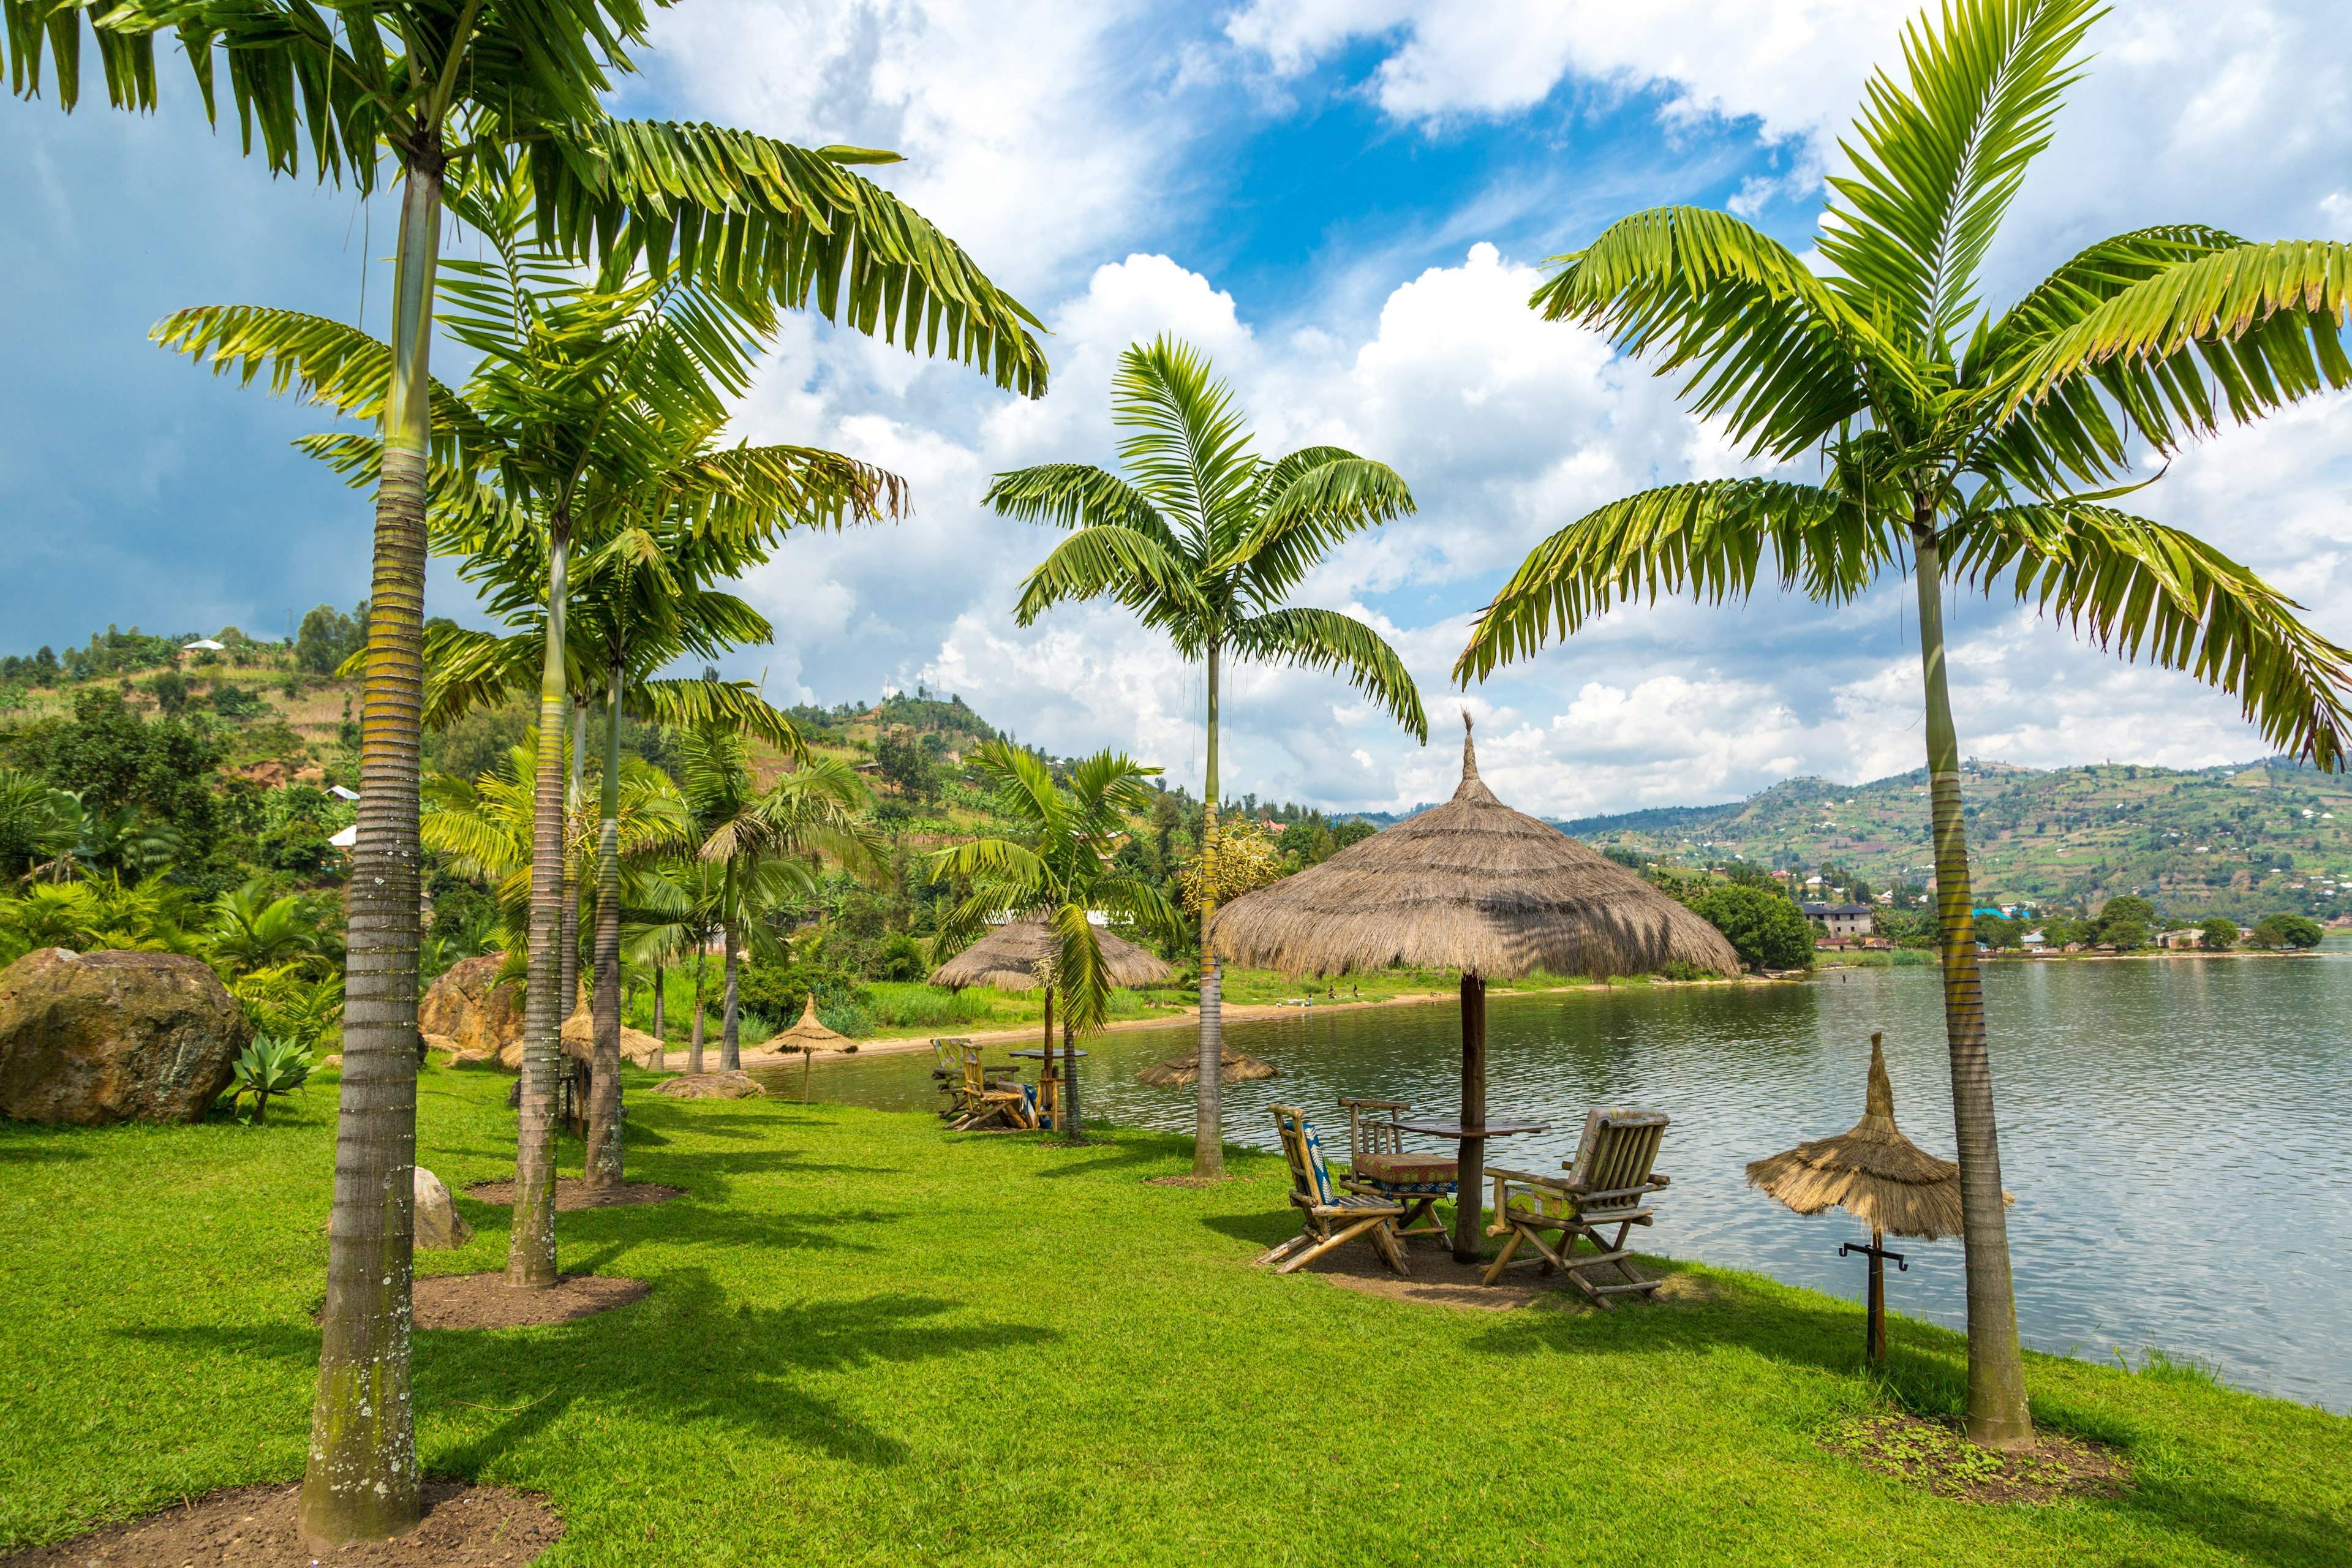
[932,1038,970,1117]
[946,1042,1035,1130]
[1251,1104,1411,1277]
[1482,1107,1672,1305]
[1337,1097,1457,1240]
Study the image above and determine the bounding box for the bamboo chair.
[1251,1104,1411,1277]
[1482,1107,1672,1305]
[946,1042,1035,1130]
[1337,1096,1457,1240]
[932,1038,969,1117]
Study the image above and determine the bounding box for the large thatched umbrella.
[1746,1032,2007,1363]
[1212,717,1742,1260]
[775,997,846,1102]
[929,919,1175,1127]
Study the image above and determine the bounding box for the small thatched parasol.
[1213,716,1741,1260]
[1746,1033,2010,1363]
[1136,1049,1278,1087]
[774,997,845,1101]
[928,921,1175,992]
[929,919,1177,1129]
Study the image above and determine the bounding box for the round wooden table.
[1394,1117,1551,1260]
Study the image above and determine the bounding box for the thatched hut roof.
[1745,1033,2007,1240]
[1209,718,1742,980]
[928,919,1175,992]
[1136,1049,1278,1087]
[774,997,845,1051]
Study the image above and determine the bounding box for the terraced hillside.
[1566,760,2352,921]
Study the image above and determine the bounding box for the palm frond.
[1112,336,1260,547]
[1945,502,2352,768]
[1819,0,2100,350]
[1230,607,1430,741]
[1011,524,1208,630]
[1226,454,1415,602]
[1455,480,1891,684]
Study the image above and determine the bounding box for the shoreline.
[706,974,1786,1072]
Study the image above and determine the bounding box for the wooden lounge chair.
[1482,1107,1672,1305]
[1252,1104,1411,1277]
[1337,1096,1457,1240]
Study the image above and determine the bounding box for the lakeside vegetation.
[3,1065,2345,1564]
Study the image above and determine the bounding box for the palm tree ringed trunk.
[510,513,571,1290]
[720,868,742,1071]
[1193,637,1224,1177]
[585,671,625,1190]
[300,135,442,1548]
[688,947,706,1074]
[650,958,666,1070]
[560,705,585,1029]
[1912,512,2034,1452]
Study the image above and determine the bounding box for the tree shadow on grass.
[0,1143,92,1164]
[121,1270,1057,1473]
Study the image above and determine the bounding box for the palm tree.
[928,741,1186,1142]
[206,879,326,976]
[986,336,1429,1174]
[623,858,726,1074]
[678,729,886,1069]
[46,6,1048,1532]
[1453,0,2352,1450]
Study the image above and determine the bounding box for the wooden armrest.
[1647,1173,1670,1188]
[1488,1167,1567,1189]
[1339,1097,1412,1112]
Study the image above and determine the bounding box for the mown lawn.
[1,1063,2343,1566]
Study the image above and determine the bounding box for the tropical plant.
[680,728,886,1070]
[987,336,1428,1171]
[206,878,325,976]
[221,1033,315,1125]
[50,4,1046,1533]
[0,767,81,881]
[232,965,348,1054]
[1451,0,2352,1447]
[929,741,1186,1141]
[622,858,725,1074]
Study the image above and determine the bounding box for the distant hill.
[1576,757,2352,922]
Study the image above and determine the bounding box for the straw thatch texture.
[1135,1050,1278,1087]
[1208,722,1742,981]
[774,997,845,1050]
[927,920,1175,991]
[1744,1035,2005,1240]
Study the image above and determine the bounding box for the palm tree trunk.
[509,516,570,1291]
[1913,518,2034,1452]
[688,951,706,1075]
[1041,984,1054,1126]
[1193,638,1224,1177]
[651,959,666,1071]
[1060,1011,1080,1143]
[720,901,742,1071]
[585,671,625,1191]
[560,705,585,1027]
[301,143,439,1548]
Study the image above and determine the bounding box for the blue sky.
[6,1,2351,817]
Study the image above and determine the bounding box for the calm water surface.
[759,951,2352,1412]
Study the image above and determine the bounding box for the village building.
[1801,901,1875,938]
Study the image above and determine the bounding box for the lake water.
[758,951,2352,1413]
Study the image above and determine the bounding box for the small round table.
[1394,1118,1551,1261]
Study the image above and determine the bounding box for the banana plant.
[1453,0,2352,1449]
[986,336,1427,1174]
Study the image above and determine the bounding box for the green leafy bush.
[865,983,997,1030]
[1690,884,1815,970]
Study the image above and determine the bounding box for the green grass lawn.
[2,1065,2343,1566]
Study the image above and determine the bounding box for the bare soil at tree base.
[0,1480,562,1567]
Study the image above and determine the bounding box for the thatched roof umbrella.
[1212,717,1742,1260]
[1746,1033,2008,1363]
[929,920,1176,1125]
[774,997,845,1102]
[928,921,1174,992]
[1136,1049,1278,1087]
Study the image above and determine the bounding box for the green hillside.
[1568,758,2352,922]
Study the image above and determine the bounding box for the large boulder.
[0,948,251,1125]
[418,955,527,1062]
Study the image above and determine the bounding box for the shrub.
[221,1035,314,1125]
[1690,884,1815,970]
[866,984,996,1030]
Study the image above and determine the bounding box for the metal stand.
[1839,1229,1907,1365]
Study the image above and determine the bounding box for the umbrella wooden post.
[1453,973,1488,1262]
[1869,1229,1887,1365]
